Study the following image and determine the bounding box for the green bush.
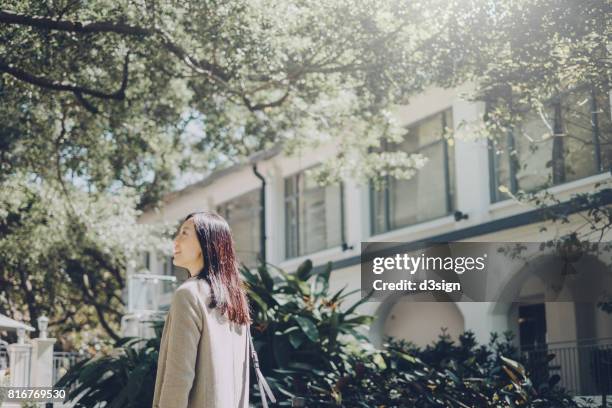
[56,260,585,407]
[240,260,374,404]
[292,331,582,407]
[56,325,162,407]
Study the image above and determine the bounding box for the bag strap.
[247,325,276,407]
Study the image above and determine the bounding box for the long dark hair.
[184,210,251,325]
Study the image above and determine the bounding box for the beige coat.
[152,276,250,408]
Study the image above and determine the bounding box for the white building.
[124,85,612,396]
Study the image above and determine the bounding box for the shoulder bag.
[247,326,276,407]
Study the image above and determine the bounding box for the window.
[490,87,611,202]
[217,189,262,268]
[370,108,455,235]
[284,167,344,259]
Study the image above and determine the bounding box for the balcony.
[521,337,612,398]
[120,274,177,339]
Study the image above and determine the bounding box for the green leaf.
[257,263,275,291]
[328,309,339,348]
[500,355,526,376]
[329,285,348,303]
[240,265,258,285]
[248,290,269,315]
[342,316,373,326]
[296,259,313,281]
[314,261,332,293]
[343,290,372,315]
[294,315,320,342]
[289,330,306,349]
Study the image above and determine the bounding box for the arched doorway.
[492,253,612,396]
[372,292,465,348]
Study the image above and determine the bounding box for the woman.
[152,210,273,408]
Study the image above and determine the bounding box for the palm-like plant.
[240,259,374,404]
[55,321,163,408]
[55,259,372,407]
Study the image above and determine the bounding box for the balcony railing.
[121,273,177,339]
[52,351,88,385]
[521,337,612,397]
[127,273,177,313]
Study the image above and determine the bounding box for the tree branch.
[0,10,151,36]
[243,87,291,112]
[16,262,39,334]
[77,270,122,341]
[0,9,230,82]
[92,302,121,341]
[83,246,125,288]
[0,54,129,101]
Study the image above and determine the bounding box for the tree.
[0,173,170,343]
[0,0,442,206]
[0,0,610,345]
[0,0,436,345]
[1,1,608,194]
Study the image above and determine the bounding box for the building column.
[7,343,31,387]
[30,338,56,387]
[342,178,366,247]
[451,90,490,225]
[265,161,284,265]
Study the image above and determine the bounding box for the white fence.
[52,352,84,385]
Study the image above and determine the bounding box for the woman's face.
[173,218,203,275]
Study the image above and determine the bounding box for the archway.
[489,252,612,396]
[371,292,465,348]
